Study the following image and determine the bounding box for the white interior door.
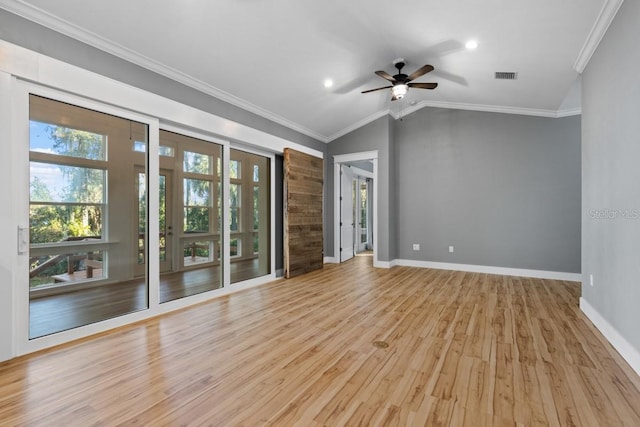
[340,165,354,262]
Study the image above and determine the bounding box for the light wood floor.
[4,256,640,426]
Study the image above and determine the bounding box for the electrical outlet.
[449,246,454,253]
[412,243,420,251]
[589,274,594,287]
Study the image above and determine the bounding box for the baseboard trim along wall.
[324,256,580,281]
[580,297,640,377]
[390,259,582,282]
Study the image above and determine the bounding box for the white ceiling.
[1,0,611,142]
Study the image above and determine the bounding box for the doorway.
[333,151,378,266]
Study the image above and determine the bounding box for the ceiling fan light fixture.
[392,84,408,99]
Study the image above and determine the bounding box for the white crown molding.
[556,107,582,118]
[0,0,329,143]
[395,100,578,119]
[326,109,390,142]
[573,0,625,73]
[326,99,582,142]
[580,297,640,376]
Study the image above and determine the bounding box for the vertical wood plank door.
[284,148,323,278]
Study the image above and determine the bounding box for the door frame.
[333,151,379,267]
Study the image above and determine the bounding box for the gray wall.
[326,107,581,272]
[394,108,581,272]
[326,116,395,261]
[582,0,640,352]
[388,116,397,260]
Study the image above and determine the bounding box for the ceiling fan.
[362,59,438,101]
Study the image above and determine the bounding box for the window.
[230,183,241,232]
[29,121,107,272]
[30,120,106,160]
[30,163,105,243]
[183,240,214,266]
[230,160,240,179]
[182,150,214,234]
[184,151,212,174]
[133,141,175,157]
[184,178,212,233]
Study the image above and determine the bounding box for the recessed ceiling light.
[323,79,334,88]
[465,40,478,50]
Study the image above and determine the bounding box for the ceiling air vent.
[495,72,518,80]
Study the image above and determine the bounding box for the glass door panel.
[28,95,148,339]
[158,130,222,303]
[230,149,270,283]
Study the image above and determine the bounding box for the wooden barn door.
[284,148,323,278]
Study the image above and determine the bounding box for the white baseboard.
[392,259,581,282]
[327,256,393,268]
[329,255,581,282]
[580,297,640,377]
[373,259,394,268]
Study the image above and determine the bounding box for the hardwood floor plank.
[1,256,640,426]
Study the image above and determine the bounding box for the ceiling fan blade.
[408,82,438,90]
[361,86,392,94]
[375,70,396,83]
[406,64,434,82]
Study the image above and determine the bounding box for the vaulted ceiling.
[0,0,614,142]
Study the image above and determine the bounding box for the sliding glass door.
[158,130,223,302]
[28,95,149,339]
[229,149,270,283]
[25,95,273,341]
